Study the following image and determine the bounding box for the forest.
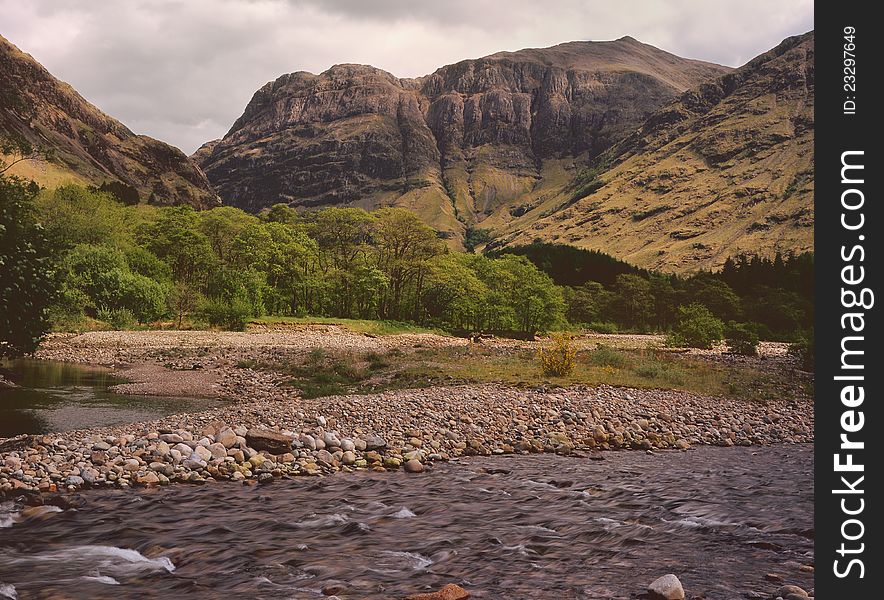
[2,178,813,355]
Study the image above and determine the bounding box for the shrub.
[634,360,686,385]
[587,344,627,368]
[587,321,619,334]
[198,298,252,331]
[667,303,724,349]
[725,322,760,356]
[788,329,814,371]
[96,307,137,330]
[538,332,577,377]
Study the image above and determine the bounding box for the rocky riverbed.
[1,329,812,496]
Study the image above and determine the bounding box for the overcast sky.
[2,0,813,155]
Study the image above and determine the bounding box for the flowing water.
[0,359,220,437]
[0,445,813,599]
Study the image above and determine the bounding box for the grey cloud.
[1,0,812,154]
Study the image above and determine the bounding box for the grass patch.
[253,343,801,404]
[249,316,448,337]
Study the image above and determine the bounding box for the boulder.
[648,574,685,600]
[775,585,809,598]
[245,428,292,455]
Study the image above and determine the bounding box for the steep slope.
[500,32,814,272]
[198,38,729,243]
[0,35,218,208]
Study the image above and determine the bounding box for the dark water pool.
[0,445,814,599]
[0,359,219,437]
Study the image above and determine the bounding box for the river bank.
[1,329,812,496]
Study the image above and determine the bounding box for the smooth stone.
[341,451,356,465]
[193,445,213,462]
[65,475,85,486]
[775,586,808,598]
[340,439,356,452]
[648,574,685,600]
[404,459,424,473]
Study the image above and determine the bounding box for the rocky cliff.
[0,35,218,208]
[500,32,814,271]
[197,37,729,243]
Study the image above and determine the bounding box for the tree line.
[1,176,813,356]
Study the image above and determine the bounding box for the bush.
[725,322,760,356]
[789,329,814,371]
[92,269,167,323]
[538,332,577,377]
[667,303,724,349]
[198,298,252,331]
[587,344,627,368]
[96,307,137,330]
[634,360,686,385]
[586,321,619,334]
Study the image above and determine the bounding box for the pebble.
[0,332,812,496]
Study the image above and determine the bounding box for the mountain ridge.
[0,34,218,208]
[196,37,731,249]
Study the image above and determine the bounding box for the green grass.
[249,343,803,404]
[249,316,449,337]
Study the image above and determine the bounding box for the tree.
[473,254,564,337]
[35,184,132,249]
[422,254,488,330]
[684,276,742,322]
[1,175,57,356]
[168,281,203,329]
[137,206,216,284]
[371,208,444,320]
[612,274,654,330]
[198,206,257,262]
[1,134,46,175]
[667,304,725,349]
[563,281,616,325]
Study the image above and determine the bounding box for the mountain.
[498,32,814,271]
[0,35,218,208]
[196,37,729,246]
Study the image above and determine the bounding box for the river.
[0,445,813,599]
[0,359,220,437]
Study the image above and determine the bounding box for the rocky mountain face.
[500,32,814,271]
[197,37,729,246]
[0,35,217,208]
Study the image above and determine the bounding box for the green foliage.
[1,176,58,356]
[587,344,628,368]
[500,243,811,339]
[96,307,137,330]
[586,321,619,334]
[463,227,492,253]
[94,181,140,205]
[789,329,814,371]
[198,297,252,331]
[667,304,725,349]
[35,184,132,249]
[725,322,760,356]
[26,184,812,345]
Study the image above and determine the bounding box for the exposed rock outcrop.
[0,35,218,208]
